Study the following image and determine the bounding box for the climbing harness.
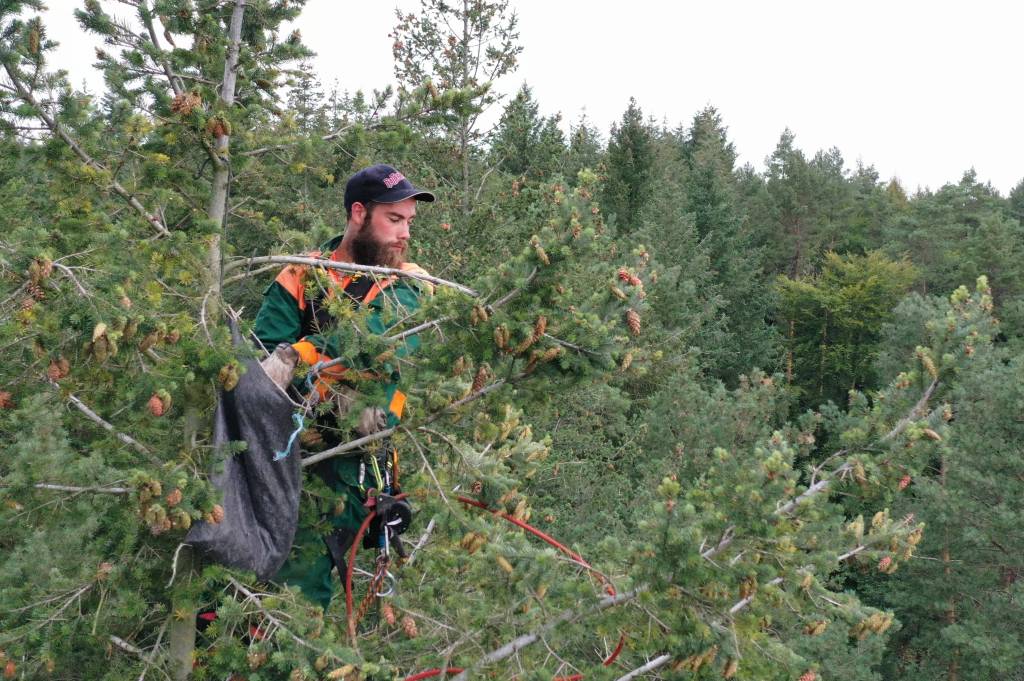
[344,437,415,638]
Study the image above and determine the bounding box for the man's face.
[349,198,417,268]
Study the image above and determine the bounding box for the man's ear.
[350,201,367,224]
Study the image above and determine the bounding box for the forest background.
[1,1,1022,681]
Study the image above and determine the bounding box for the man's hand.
[260,342,299,392]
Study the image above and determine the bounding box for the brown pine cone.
[625,309,641,336]
[401,615,418,638]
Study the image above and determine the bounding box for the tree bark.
[205,0,247,311]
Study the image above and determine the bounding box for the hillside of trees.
[1,1,1022,680]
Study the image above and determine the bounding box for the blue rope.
[275,412,305,461]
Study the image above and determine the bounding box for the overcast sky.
[42,0,1023,194]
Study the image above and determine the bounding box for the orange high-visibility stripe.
[274,265,308,311]
[389,389,407,419]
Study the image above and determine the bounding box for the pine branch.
[221,255,479,297]
[448,589,642,681]
[1,62,171,237]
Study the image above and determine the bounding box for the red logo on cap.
[382,171,406,188]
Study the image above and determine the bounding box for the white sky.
[42,0,1024,194]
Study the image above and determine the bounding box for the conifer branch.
[776,378,939,516]
[1,62,171,237]
[448,589,642,681]
[222,255,479,297]
[238,123,358,157]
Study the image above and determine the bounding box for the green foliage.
[776,251,918,408]
[1,3,1022,680]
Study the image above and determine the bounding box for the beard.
[349,212,406,268]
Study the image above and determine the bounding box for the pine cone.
[798,672,817,681]
[247,651,267,670]
[625,309,641,336]
[381,602,397,627]
[166,488,183,507]
[138,330,161,352]
[170,91,201,115]
[898,474,911,490]
[0,392,12,409]
[722,658,739,678]
[4,659,16,679]
[401,615,418,638]
[877,556,893,572]
[617,267,630,282]
[211,504,225,524]
[147,394,165,417]
[471,365,489,393]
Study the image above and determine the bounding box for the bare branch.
[56,382,153,457]
[729,576,784,615]
[1,63,170,237]
[449,589,642,681]
[614,654,673,681]
[28,483,131,494]
[221,255,479,297]
[701,526,735,561]
[109,635,145,657]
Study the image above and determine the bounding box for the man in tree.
[253,164,435,609]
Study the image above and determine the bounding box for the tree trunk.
[167,4,247,678]
[940,454,959,681]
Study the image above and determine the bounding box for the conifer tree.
[602,97,654,232]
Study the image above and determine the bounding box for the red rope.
[403,668,465,681]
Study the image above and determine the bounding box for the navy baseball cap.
[344,163,435,211]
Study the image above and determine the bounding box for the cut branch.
[1,63,170,237]
[222,255,479,297]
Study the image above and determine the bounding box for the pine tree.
[602,97,654,232]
